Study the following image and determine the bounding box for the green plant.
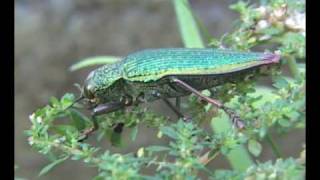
[26,0,305,179]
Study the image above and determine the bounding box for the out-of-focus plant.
[25,0,305,179]
[15,165,27,180]
[212,157,305,180]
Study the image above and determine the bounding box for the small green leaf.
[70,56,121,71]
[146,146,170,152]
[137,147,144,157]
[52,125,78,135]
[286,111,300,121]
[201,89,211,96]
[61,93,75,101]
[68,109,90,131]
[278,119,291,127]
[39,156,69,176]
[260,26,282,36]
[208,37,221,48]
[157,130,163,138]
[130,126,138,142]
[160,127,177,139]
[97,130,106,142]
[229,1,248,13]
[110,131,122,147]
[248,139,262,157]
[49,97,60,107]
[204,104,212,112]
[46,151,58,162]
[60,93,75,108]
[220,146,231,155]
[273,77,289,89]
[14,178,27,180]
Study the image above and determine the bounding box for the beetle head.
[63,82,97,111]
[82,71,101,107]
[83,81,95,100]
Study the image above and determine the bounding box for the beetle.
[73,48,280,140]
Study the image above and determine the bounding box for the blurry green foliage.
[26,0,305,179]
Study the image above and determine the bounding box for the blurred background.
[15,0,305,179]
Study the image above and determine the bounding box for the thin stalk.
[286,55,300,79]
[199,150,220,165]
[172,0,204,47]
[175,97,181,111]
[189,8,215,44]
[69,56,121,71]
[265,133,283,158]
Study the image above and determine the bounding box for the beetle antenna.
[64,95,85,111]
[73,83,83,92]
[64,83,85,111]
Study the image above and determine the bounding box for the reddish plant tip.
[262,53,281,64]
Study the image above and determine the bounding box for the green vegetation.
[26,0,305,179]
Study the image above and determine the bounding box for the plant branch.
[286,55,300,79]
[265,133,283,158]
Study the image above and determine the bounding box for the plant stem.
[172,0,204,48]
[286,55,300,79]
[32,138,101,164]
[69,56,121,71]
[265,133,283,158]
[199,150,220,165]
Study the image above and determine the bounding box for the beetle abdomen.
[121,48,275,82]
[123,67,258,102]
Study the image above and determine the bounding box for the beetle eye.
[83,84,95,99]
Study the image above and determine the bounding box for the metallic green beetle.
[76,48,280,139]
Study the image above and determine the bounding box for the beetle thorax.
[82,63,125,103]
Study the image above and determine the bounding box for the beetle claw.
[78,126,96,142]
[77,135,87,142]
[182,116,192,122]
[113,123,125,134]
[222,106,246,130]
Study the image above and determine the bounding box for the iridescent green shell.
[86,48,277,92]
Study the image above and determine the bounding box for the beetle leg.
[78,101,125,141]
[162,98,192,122]
[169,77,245,129]
[151,91,191,122]
[176,97,181,111]
[134,93,147,105]
[170,78,223,107]
[78,115,99,142]
[113,122,125,133]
